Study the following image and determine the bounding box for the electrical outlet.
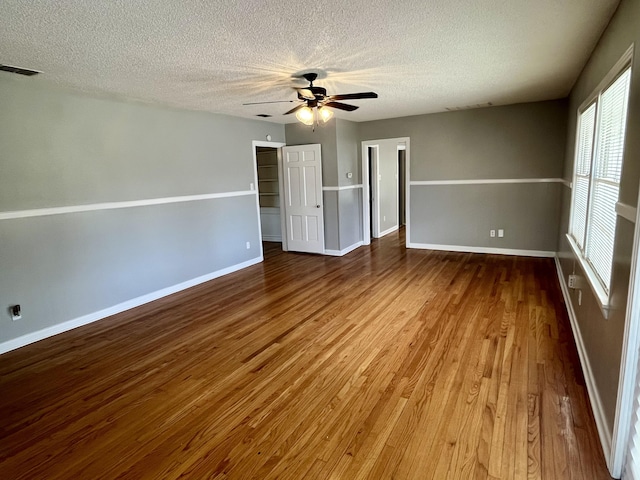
[498,229,504,238]
[490,230,496,238]
[568,274,584,289]
[246,241,251,249]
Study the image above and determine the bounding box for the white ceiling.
[0,0,619,123]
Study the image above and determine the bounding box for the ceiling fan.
[244,73,378,126]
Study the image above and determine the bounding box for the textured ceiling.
[0,0,620,123]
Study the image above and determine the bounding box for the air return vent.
[0,64,42,76]
[446,102,493,111]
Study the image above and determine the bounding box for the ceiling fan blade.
[284,104,305,115]
[243,100,295,105]
[324,102,359,112]
[297,88,316,100]
[329,92,378,101]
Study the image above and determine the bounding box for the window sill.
[565,234,611,319]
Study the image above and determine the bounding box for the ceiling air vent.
[0,64,42,76]
[446,102,493,112]
[256,114,272,118]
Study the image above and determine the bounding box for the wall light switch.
[246,242,251,249]
[490,230,496,238]
[498,229,504,238]
[250,183,254,190]
[10,305,21,321]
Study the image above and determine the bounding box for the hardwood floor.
[0,230,611,479]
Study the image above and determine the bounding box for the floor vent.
[0,64,42,76]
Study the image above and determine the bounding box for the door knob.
[316,205,321,208]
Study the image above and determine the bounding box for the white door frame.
[370,144,380,240]
[398,143,406,228]
[361,137,410,246]
[252,140,287,255]
[610,187,640,477]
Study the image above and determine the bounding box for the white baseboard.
[262,235,282,242]
[554,256,612,470]
[407,242,555,258]
[0,256,264,355]
[325,241,364,257]
[376,225,399,238]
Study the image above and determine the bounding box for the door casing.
[361,137,410,246]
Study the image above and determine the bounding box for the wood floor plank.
[0,230,612,479]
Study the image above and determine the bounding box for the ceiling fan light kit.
[295,105,334,127]
[244,72,377,128]
[295,105,315,125]
[318,106,334,123]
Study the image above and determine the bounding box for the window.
[568,60,632,310]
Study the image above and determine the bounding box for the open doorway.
[398,146,406,226]
[252,140,286,254]
[368,146,377,240]
[361,138,410,246]
[255,146,282,242]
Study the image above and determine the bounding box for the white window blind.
[570,102,596,249]
[568,66,631,296]
[627,367,640,479]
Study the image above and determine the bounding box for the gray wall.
[359,100,568,250]
[336,119,361,186]
[411,183,560,250]
[285,120,338,186]
[338,189,362,250]
[0,76,285,347]
[322,191,340,251]
[375,140,400,235]
[557,0,640,434]
[336,120,363,249]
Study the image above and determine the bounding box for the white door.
[282,144,324,254]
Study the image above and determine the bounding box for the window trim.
[566,233,612,317]
[567,45,634,319]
